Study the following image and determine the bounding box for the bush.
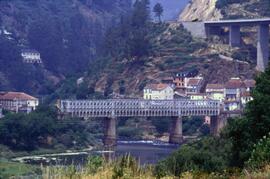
[151,117,170,134]
[156,137,232,176]
[247,134,270,169]
[200,124,210,136]
[118,127,142,139]
[85,156,104,174]
[183,117,204,135]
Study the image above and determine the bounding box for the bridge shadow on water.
[103,140,179,165]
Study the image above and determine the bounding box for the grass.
[42,164,270,179]
[42,154,173,179]
[0,159,41,178]
[2,154,270,178]
[41,153,270,179]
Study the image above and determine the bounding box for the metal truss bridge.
[58,99,220,118]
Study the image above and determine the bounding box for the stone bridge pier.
[169,117,183,144]
[103,115,223,146]
[103,117,117,147]
[229,25,241,47]
[204,18,270,72]
[257,24,269,71]
[210,113,227,136]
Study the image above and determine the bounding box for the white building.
[224,78,245,111]
[0,92,39,113]
[21,49,42,64]
[241,91,253,107]
[206,84,225,101]
[190,93,208,100]
[0,107,3,119]
[143,83,174,100]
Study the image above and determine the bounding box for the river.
[12,140,179,166]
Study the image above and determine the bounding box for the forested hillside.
[0,0,131,93]
[216,0,270,18]
[68,0,255,99]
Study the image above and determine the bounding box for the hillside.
[179,0,222,21]
[77,22,255,98]
[179,0,270,21]
[78,0,269,98]
[216,0,270,19]
[0,0,131,94]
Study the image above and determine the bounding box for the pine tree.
[153,3,163,23]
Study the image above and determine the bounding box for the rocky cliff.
[179,0,222,21]
[179,0,270,21]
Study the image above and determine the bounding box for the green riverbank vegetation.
[0,105,102,157]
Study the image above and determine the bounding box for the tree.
[155,137,231,176]
[226,66,270,167]
[153,3,163,23]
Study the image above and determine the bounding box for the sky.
[150,0,190,21]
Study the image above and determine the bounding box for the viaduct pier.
[182,18,270,72]
[58,99,222,147]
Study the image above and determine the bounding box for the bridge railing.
[58,99,221,118]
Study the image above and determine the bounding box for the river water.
[13,141,179,166]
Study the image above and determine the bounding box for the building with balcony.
[0,92,39,113]
[224,78,245,111]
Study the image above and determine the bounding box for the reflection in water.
[115,141,179,165]
[13,141,179,166]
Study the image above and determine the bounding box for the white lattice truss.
[59,99,221,118]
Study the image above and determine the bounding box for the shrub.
[247,134,270,169]
[151,117,170,134]
[85,156,104,174]
[156,137,231,176]
[118,127,142,139]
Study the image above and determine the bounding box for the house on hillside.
[206,84,225,101]
[241,91,253,107]
[21,49,42,64]
[186,76,204,95]
[143,83,174,100]
[173,69,198,89]
[0,92,39,113]
[243,79,256,92]
[224,78,245,111]
[0,107,3,119]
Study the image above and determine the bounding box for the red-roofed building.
[224,78,243,111]
[0,92,39,113]
[243,79,256,92]
[143,83,174,100]
[186,76,204,95]
[206,84,225,101]
[241,91,253,106]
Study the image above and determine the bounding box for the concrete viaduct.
[182,18,270,72]
[58,99,223,146]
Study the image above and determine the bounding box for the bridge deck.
[59,99,220,118]
[205,18,270,26]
